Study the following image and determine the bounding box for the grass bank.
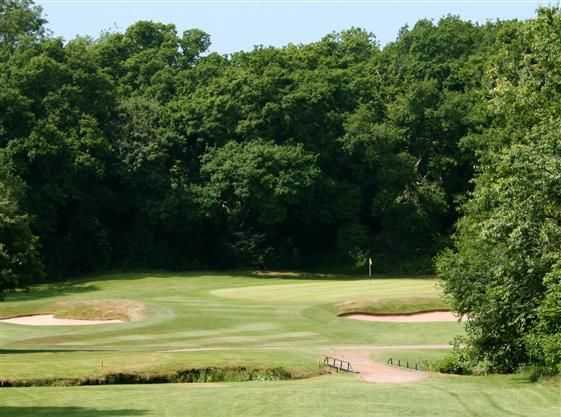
[0,366,306,387]
[0,374,558,417]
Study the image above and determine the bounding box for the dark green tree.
[0,170,43,296]
[195,140,320,266]
[437,8,561,373]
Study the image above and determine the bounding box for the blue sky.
[35,1,545,53]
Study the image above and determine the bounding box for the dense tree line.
[0,1,559,374]
[0,0,490,280]
[437,9,561,376]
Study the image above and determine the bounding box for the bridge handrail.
[322,356,355,372]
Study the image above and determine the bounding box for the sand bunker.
[344,311,461,323]
[0,314,123,326]
[330,349,427,384]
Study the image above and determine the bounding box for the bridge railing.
[322,356,357,373]
[386,357,421,371]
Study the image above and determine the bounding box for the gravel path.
[328,348,428,384]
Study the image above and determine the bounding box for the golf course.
[0,272,558,416]
[3,0,561,415]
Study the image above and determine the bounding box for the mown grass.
[0,273,460,381]
[0,272,558,416]
[368,347,453,372]
[369,347,451,365]
[0,374,559,417]
[0,349,318,380]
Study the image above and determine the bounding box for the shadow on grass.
[64,270,348,282]
[5,283,99,302]
[238,270,436,281]
[0,408,147,417]
[4,270,437,297]
[508,372,559,385]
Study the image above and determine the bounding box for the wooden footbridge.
[322,356,358,373]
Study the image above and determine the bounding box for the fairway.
[0,272,559,416]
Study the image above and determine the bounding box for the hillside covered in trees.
[1,1,560,375]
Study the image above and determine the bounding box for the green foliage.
[437,7,561,374]
[195,140,320,266]
[0,172,42,296]
[0,1,496,281]
[0,366,296,387]
[197,140,320,223]
[336,223,369,268]
[0,0,45,54]
[526,264,561,376]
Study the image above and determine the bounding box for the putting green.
[211,278,442,304]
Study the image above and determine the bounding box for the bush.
[435,337,476,375]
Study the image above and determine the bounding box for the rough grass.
[53,299,145,321]
[0,366,299,387]
[336,296,450,316]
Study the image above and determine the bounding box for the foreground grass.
[0,374,558,417]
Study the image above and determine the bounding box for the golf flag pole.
[369,257,373,278]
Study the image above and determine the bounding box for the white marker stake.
[369,257,373,278]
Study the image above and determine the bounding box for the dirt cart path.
[328,349,428,384]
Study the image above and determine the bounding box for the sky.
[34,1,548,54]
